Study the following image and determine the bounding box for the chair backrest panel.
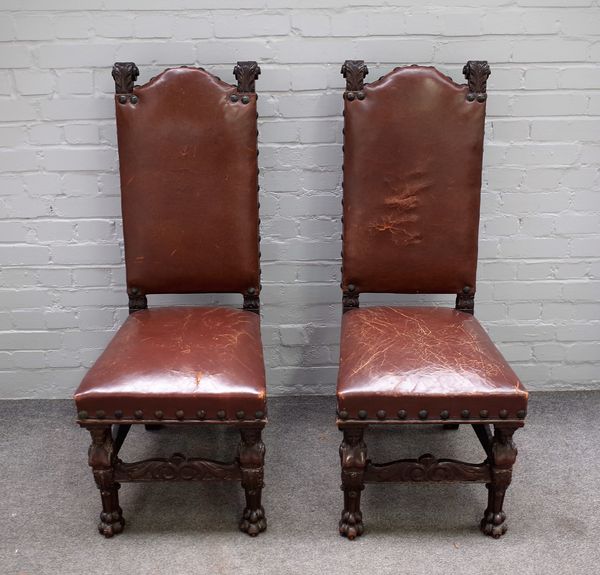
[115,66,259,296]
[342,65,487,296]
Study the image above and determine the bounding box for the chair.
[336,60,528,539]
[73,61,267,537]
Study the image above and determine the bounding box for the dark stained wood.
[114,453,241,482]
[238,427,267,536]
[463,60,491,102]
[339,426,367,540]
[234,61,261,93]
[112,62,139,94]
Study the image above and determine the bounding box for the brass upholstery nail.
[418,410,428,420]
[376,410,386,420]
[254,410,264,419]
[134,410,143,420]
[241,95,250,104]
[236,410,245,420]
[338,410,349,420]
[96,410,106,419]
[461,410,470,419]
[357,91,365,100]
[118,95,127,104]
[78,410,88,420]
[397,410,407,420]
[479,410,489,419]
[499,409,508,419]
[217,410,226,420]
[155,410,164,420]
[230,94,239,102]
[130,95,138,104]
[358,410,368,420]
[517,410,526,419]
[114,410,123,419]
[196,410,206,420]
[440,410,449,420]
[175,410,185,420]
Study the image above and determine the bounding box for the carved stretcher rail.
[363,454,491,483]
[114,453,241,482]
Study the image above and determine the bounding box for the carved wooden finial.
[341,60,369,92]
[463,60,490,102]
[234,61,261,93]
[112,62,139,94]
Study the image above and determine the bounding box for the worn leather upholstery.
[116,67,260,296]
[342,66,485,295]
[74,307,266,421]
[337,307,527,421]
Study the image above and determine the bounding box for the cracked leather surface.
[116,67,260,295]
[74,307,266,419]
[337,307,528,419]
[342,66,485,295]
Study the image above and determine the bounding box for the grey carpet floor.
[1,392,599,575]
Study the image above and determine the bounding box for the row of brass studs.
[78,409,265,421]
[230,94,251,104]
[338,408,526,421]
[117,94,138,104]
[345,91,365,101]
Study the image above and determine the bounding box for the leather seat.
[74,307,266,422]
[337,306,528,422]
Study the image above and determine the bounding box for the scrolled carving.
[341,60,369,93]
[112,62,139,95]
[339,427,367,539]
[234,61,261,93]
[463,60,491,102]
[114,453,241,482]
[364,453,490,483]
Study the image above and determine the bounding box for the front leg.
[238,427,267,536]
[88,426,125,538]
[481,424,519,538]
[339,426,367,540]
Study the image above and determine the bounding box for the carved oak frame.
[338,60,522,540]
[79,61,266,538]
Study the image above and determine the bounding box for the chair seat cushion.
[74,307,266,422]
[337,307,528,422]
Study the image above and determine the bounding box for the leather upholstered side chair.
[336,60,528,539]
[73,61,267,537]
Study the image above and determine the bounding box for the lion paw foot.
[239,506,267,537]
[339,510,364,540]
[480,510,507,539]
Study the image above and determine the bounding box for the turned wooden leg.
[238,427,266,537]
[88,426,125,538]
[481,424,519,538]
[339,427,367,540]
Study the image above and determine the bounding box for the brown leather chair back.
[340,61,490,303]
[112,62,261,303]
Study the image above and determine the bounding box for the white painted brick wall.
[0,1,599,398]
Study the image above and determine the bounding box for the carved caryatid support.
[238,427,267,536]
[481,425,518,538]
[234,61,261,93]
[88,426,125,537]
[112,62,139,94]
[463,60,491,102]
[339,427,367,539]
